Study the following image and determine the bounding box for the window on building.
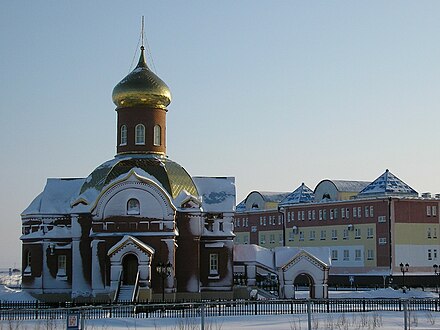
[312,210,316,220]
[308,210,312,220]
[428,227,432,239]
[299,231,304,241]
[260,217,263,225]
[278,234,283,244]
[378,215,386,223]
[309,230,316,241]
[427,206,432,216]
[287,212,291,222]
[330,209,334,220]
[323,209,327,220]
[434,249,438,260]
[343,250,349,261]
[343,229,348,240]
[334,208,338,219]
[367,249,374,260]
[127,198,140,215]
[243,235,249,244]
[370,206,374,217]
[263,217,266,226]
[332,229,337,240]
[319,210,323,220]
[120,125,127,145]
[291,212,294,221]
[320,230,326,240]
[367,227,374,238]
[289,231,294,242]
[357,207,362,218]
[301,211,305,220]
[331,250,338,261]
[341,208,346,219]
[278,215,282,225]
[428,249,432,260]
[433,206,437,216]
[57,255,67,278]
[346,208,350,218]
[355,249,362,261]
[434,227,438,239]
[355,228,361,239]
[297,211,301,221]
[260,234,266,245]
[269,234,275,244]
[209,253,219,275]
[353,207,357,218]
[365,206,369,218]
[135,124,145,145]
[24,251,32,275]
[378,237,387,245]
[153,125,161,146]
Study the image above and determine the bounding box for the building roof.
[279,183,314,206]
[193,177,236,213]
[79,154,198,205]
[317,180,371,193]
[358,169,418,197]
[22,178,85,216]
[256,191,290,203]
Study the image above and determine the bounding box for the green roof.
[80,155,198,199]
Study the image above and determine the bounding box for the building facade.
[235,170,440,287]
[21,44,235,302]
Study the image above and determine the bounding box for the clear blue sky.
[1,1,440,268]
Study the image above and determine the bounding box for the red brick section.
[116,107,167,155]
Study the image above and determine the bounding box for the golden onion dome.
[112,46,171,109]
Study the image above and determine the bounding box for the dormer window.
[135,124,145,145]
[153,125,161,146]
[127,198,140,215]
[120,125,127,145]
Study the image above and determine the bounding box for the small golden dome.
[112,46,171,109]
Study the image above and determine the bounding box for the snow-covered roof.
[257,191,290,203]
[233,244,275,269]
[279,183,314,206]
[193,177,236,213]
[235,200,246,212]
[22,178,85,216]
[358,169,418,197]
[274,246,331,268]
[316,180,371,193]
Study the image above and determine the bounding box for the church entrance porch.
[122,254,138,285]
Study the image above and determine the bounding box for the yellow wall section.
[395,223,439,245]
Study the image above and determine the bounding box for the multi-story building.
[235,170,440,287]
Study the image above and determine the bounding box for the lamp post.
[433,264,440,295]
[400,262,409,293]
[156,261,172,302]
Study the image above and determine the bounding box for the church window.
[24,251,32,275]
[120,125,127,145]
[153,125,161,146]
[209,253,219,275]
[135,124,145,145]
[57,255,67,278]
[127,198,140,215]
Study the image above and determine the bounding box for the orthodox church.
[20,43,236,302]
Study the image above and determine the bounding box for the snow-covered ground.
[1,284,439,329]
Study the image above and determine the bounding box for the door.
[122,254,138,285]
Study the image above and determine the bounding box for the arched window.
[24,251,32,275]
[135,124,145,145]
[153,125,161,146]
[120,125,127,145]
[127,198,140,215]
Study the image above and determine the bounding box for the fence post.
[307,300,312,330]
[403,299,408,330]
[200,303,205,330]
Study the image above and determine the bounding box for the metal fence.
[1,298,440,321]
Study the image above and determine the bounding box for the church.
[20,41,236,302]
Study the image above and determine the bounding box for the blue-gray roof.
[358,169,418,197]
[279,183,314,206]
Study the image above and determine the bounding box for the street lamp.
[433,264,440,295]
[156,261,172,302]
[400,262,409,293]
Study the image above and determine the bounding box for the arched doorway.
[293,273,315,298]
[122,254,138,285]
